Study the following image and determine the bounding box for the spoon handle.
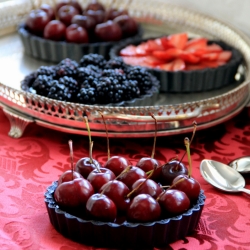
[239,188,250,195]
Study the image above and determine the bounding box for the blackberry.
[102,69,126,82]
[105,57,127,70]
[122,79,140,100]
[55,58,79,79]
[58,58,79,69]
[47,80,72,102]
[36,66,56,77]
[58,76,79,100]
[81,76,100,89]
[126,66,153,94]
[77,67,100,84]
[77,87,98,104]
[79,54,107,69]
[31,75,54,96]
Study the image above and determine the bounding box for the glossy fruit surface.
[43,20,66,41]
[75,157,101,178]
[65,24,89,43]
[58,170,83,185]
[158,189,190,215]
[71,14,96,31]
[86,193,117,222]
[40,3,55,20]
[58,5,80,26]
[104,156,131,176]
[127,194,161,222]
[55,0,83,13]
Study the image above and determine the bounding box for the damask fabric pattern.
[0,107,250,250]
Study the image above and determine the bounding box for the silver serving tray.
[0,0,250,138]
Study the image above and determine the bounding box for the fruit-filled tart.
[18,0,142,62]
[110,33,243,93]
[21,54,159,106]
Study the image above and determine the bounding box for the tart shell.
[45,181,205,248]
[18,24,143,63]
[109,37,243,93]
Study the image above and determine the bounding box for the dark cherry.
[57,5,80,26]
[172,174,201,202]
[118,166,147,189]
[86,9,105,25]
[55,0,83,14]
[71,14,96,31]
[158,189,190,215]
[113,14,138,38]
[127,194,161,222]
[106,8,128,20]
[136,157,162,181]
[86,193,117,222]
[74,157,101,179]
[87,167,115,192]
[131,178,163,199]
[161,160,188,185]
[65,23,89,43]
[58,170,83,185]
[43,20,66,41]
[104,156,131,177]
[26,9,50,36]
[95,20,122,42]
[86,0,105,11]
[40,3,55,20]
[99,180,130,213]
[54,178,94,209]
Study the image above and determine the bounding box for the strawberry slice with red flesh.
[143,56,166,66]
[120,45,137,56]
[172,58,186,71]
[179,51,200,64]
[135,43,149,56]
[160,36,175,50]
[156,62,174,71]
[152,48,182,61]
[201,52,220,61]
[144,39,165,53]
[217,51,232,62]
[168,33,188,50]
[184,37,208,52]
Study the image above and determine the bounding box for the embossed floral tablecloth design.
[1,107,250,250]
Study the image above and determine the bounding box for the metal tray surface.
[0,0,250,138]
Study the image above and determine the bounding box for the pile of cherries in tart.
[54,120,201,223]
[25,0,139,43]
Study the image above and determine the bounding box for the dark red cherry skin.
[95,20,122,42]
[75,157,101,179]
[54,178,94,209]
[161,160,188,185]
[86,193,117,222]
[71,14,96,31]
[118,166,147,189]
[172,174,201,202]
[99,180,130,213]
[55,0,83,14]
[58,170,83,185]
[131,178,163,199]
[40,3,55,20]
[43,20,66,41]
[57,5,80,26]
[106,8,128,20]
[104,156,131,176]
[65,24,89,43]
[113,14,138,38]
[127,194,161,222]
[136,157,162,181]
[86,0,105,11]
[26,9,50,36]
[86,9,105,25]
[87,167,115,192]
[158,189,190,215]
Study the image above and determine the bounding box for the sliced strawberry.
[152,48,182,61]
[156,62,174,71]
[200,60,225,68]
[122,56,148,67]
[160,36,175,49]
[217,51,232,62]
[168,33,188,50]
[201,52,219,61]
[186,64,207,71]
[143,56,165,66]
[120,45,137,56]
[184,37,208,52]
[172,58,186,71]
[145,39,165,53]
[135,43,149,56]
[206,43,223,52]
[179,51,200,64]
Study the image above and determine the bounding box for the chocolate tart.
[18,24,143,63]
[110,37,243,93]
[45,181,205,248]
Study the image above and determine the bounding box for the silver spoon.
[228,156,250,174]
[200,159,250,195]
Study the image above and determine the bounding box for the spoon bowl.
[228,156,250,174]
[200,159,250,195]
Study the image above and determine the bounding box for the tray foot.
[2,107,34,138]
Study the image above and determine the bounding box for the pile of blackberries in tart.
[21,54,159,105]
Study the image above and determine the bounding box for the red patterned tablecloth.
[1,107,250,250]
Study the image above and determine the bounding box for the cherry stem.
[177,121,197,168]
[150,114,157,159]
[99,112,110,160]
[126,164,156,199]
[156,177,185,201]
[68,139,74,180]
[84,116,93,164]
[184,137,192,177]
